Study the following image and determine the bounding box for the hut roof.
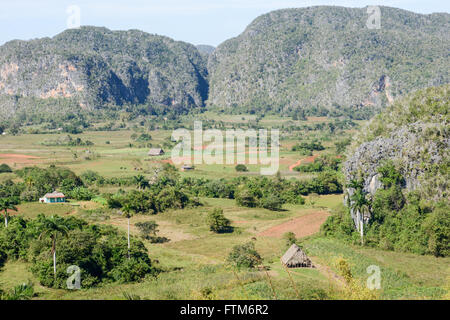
[148,148,164,156]
[44,191,65,198]
[281,244,313,268]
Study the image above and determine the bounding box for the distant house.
[39,191,66,203]
[181,165,194,171]
[281,244,313,268]
[148,148,164,156]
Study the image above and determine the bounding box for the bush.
[155,187,189,212]
[0,164,12,173]
[12,215,157,289]
[423,201,450,257]
[0,248,6,267]
[206,208,231,233]
[135,221,159,240]
[235,164,248,172]
[235,186,257,208]
[283,232,297,247]
[134,221,168,243]
[227,242,262,269]
[70,187,95,200]
[1,282,34,300]
[260,193,284,211]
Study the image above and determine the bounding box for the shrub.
[235,164,248,172]
[206,208,231,233]
[260,193,284,211]
[227,242,262,269]
[135,221,159,240]
[19,215,156,289]
[423,201,450,257]
[134,221,168,243]
[70,187,95,200]
[155,187,189,212]
[1,282,34,300]
[0,164,12,173]
[283,232,297,247]
[235,186,257,208]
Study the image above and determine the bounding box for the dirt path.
[288,154,318,171]
[0,153,42,165]
[259,210,330,238]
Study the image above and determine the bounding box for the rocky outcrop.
[208,6,449,114]
[0,27,208,118]
[343,85,449,227]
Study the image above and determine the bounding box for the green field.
[0,114,448,300]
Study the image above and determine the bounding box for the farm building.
[281,244,313,268]
[39,191,66,203]
[181,165,194,171]
[148,148,164,156]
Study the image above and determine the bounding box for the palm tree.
[350,188,370,245]
[133,174,149,190]
[38,216,69,278]
[121,203,135,259]
[0,198,18,228]
[347,178,371,245]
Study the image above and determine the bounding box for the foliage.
[208,7,448,117]
[283,232,297,247]
[326,162,450,256]
[227,242,262,269]
[0,214,155,288]
[69,187,95,201]
[0,164,12,173]
[206,208,231,233]
[292,140,325,152]
[0,282,34,300]
[295,154,342,172]
[235,164,248,172]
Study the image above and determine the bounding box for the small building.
[281,244,313,268]
[148,148,164,156]
[39,191,66,204]
[181,165,194,171]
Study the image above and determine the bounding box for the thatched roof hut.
[281,244,313,268]
[148,148,164,156]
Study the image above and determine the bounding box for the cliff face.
[208,6,449,114]
[1,7,449,120]
[343,85,449,225]
[0,27,208,118]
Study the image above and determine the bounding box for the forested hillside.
[323,85,449,256]
[208,6,449,118]
[0,27,208,121]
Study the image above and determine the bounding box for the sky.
[0,0,448,47]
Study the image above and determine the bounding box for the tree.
[283,232,297,247]
[260,193,284,211]
[0,164,12,173]
[235,186,257,208]
[235,164,248,172]
[207,208,231,233]
[0,198,18,228]
[227,242,262,269]
[133,175,149,190]
[350,187,370,245]
[135,221,158,240]
[38,216,69,278]
[121,203,135,259]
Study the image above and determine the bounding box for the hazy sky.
[0,0,448,47]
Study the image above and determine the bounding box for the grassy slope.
[0,117,448,300]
